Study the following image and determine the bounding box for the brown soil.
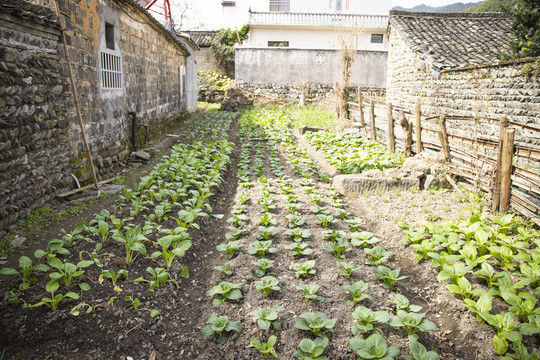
[0,107,533,360]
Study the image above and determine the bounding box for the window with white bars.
[100,51,122,89]
[269,0,290,12]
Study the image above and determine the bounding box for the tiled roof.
[0,0,60,29]
[182,31,219,47]
[389,10,515,70]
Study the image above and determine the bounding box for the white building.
[232,0,391,94]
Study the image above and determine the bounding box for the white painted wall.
[249,0,392,15]
[247,27,388,50]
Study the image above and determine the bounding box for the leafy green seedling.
[151,234,192,268]
[214,263,233,276]
[372,266,407,289]
[387,294,422,313]
[294,337,329,360]
[248,240,278,257]
[343,281,373,308]
[34,238,70,259]
[514,262,540,289]
[436,262,472,284]
[324,238,350,259]
[123,296,159,318]
[403,335,440,360]
[520,314,540,336]
[286,214,307,228]
[47,257,93,287]
[101,269,128,286]
[311,206,331,215]
[250,335,278,358]
[500,290,540,322]
[134,267,180,292]
[285,243,313,257]
[0,256,50,290]
[258,226,278,240]
[33,281,79,311]
[315,215,338,228]
[458,244,491,268]
[351,306,390,335]
[334,209,350,220]
[284,228,312,242]
[297,283,325,302]
[111,225,148,265]
[478,312,521,355]
[321,229,347,242]
[427,252,461,269]
[488,245,517,271]
[447,276,484,300]
[226,226,248,240]
[201,313,242,344]
[252,258,275,277]
[349,333,400,360]
[259,198,277,212]
[501,341,539,360]
[291,260,316,278]
[206,281,243,306]
[256,276,281,296]
[216,240,243,259]
[464,292,493,322]
[364,246,393,266]
[345,218,364,232]
[258,214,277,226]
[247,305,285,331]
[336,261,360,279]
[294,312,337,337]
[474,262,503,287]
[411,240,439,262]
[227,214,249,228]
[389,310,438,335]
[350,232,381,248]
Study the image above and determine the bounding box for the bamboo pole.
[357,87,366,127]
[499,128,515,213]
[415,99,422,154]
[387,103,395,153]
[370,100,376,142]
[492,115,509,213]
[438,115,451,161]
[53,0,99,191]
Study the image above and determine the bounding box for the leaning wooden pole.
[492,115,509,213]
[369,100,376,142]
[415,99,422,154]
[438,115,451,162]
[54,0,99,190]
[387,103,395,153]
[399,110,412,157]
[357,87,366,127]
[499,128,515,213]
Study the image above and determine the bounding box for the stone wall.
[0,0,191,235]
[0,9,68,234]
[386,26,540,127]
[236,82,385,100]
[236,47,388,88]
[194,47,234,78]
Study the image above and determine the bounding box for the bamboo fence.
[348,88,540,225]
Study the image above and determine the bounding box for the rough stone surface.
[132,150,151,161]
[333,173,421,194]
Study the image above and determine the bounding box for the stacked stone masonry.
[0,0,191,235]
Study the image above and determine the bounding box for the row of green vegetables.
[305,130,404,174]
[1,111,236,315]
[201,109,441,360]
[400,209,539,358]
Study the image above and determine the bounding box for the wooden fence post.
[387,103,395,153]
[499,128,515,213]
[415,99,422,154]
[438,115,451,161]
[370,100,376,142]
[399,110,412,157]
[357,87,366,127]
[334,81,340,118]
[492,115,509,213]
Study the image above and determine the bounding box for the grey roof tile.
[182,31,219,47]
[389,10,515,70]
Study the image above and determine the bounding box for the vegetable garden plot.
[0,106,538,359]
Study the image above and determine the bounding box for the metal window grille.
[100,51,122,89]
[269,0,290,12]
[371,34,384,44]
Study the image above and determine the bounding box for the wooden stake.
[370,100,376,142]
[399,110,412,157]
[499,128,515,213]
[439,115,450,161]
[54,0,99,191]
[387,103,395,153]
[357,87,366,127]
[415,99,422,154]
[335,81,340,118]
[492,115,509,213]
